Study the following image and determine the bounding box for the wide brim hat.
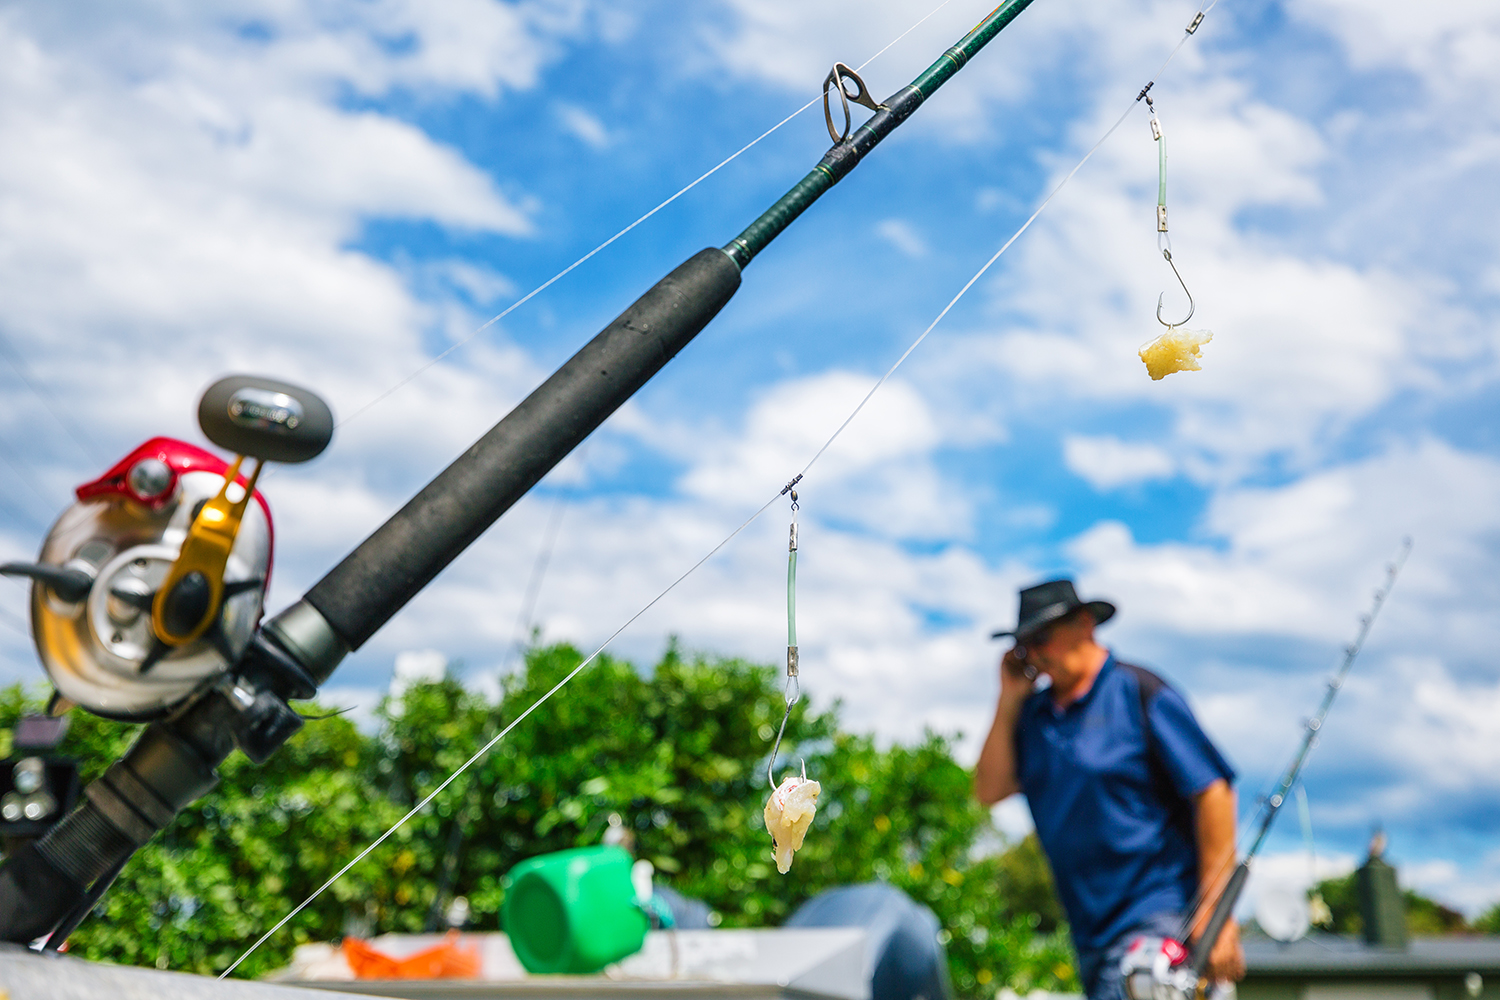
[991,578,1115,641]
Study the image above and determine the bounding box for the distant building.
[1241,839,1500,1000]
[1240,935,1500,999]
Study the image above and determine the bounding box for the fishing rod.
[1122,538,1412,1000]
[0,0,1043,947]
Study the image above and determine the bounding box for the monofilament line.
[219,487,785,979]
[498,491,569,676]
[796,41,1191,477]
[0,603,30,641]
[226,1,1209,976]
[336,0,957,430]
[225,6,963,974]
[0,324,108,466]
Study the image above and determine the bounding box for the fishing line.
[797,5,1219,476]
[0,603,30,641]
[227,0,1226,974]
[498,490,570,675]
[335,0,959,431]
[0,325,107,466]
[0,438,61,517]
[220,484,789,978]
[0,571,31,640]
[0,491,48,538]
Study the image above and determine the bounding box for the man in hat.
[974,579,1244,999]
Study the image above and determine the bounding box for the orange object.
[342,931,481,980]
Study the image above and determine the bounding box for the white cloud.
[555,101,610,150]
[673,371,966,540]
[707,0,975,97]
[1292,0,1500,98]
[1063,434,1176,489]
[423,259,518,306]
[1071,439,1500,645]
[874,219,929,259]
[0,0,579,479]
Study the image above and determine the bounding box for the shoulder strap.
[1119,662,1196,844]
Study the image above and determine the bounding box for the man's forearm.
[1192,779,1237,937]
[974,697,1023,805]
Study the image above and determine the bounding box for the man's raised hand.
[1000,646,1037,705]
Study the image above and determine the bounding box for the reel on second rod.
[1,375,332,721]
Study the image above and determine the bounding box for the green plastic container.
[502,845,648,974]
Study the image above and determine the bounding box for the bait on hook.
[1137,94,1214,381]
[763,484,820,874]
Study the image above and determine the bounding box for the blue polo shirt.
[1015,653,1234,953]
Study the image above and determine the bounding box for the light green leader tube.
[1158,132,1167,208]
[1154,110,1169,232]
[787,516,798,655]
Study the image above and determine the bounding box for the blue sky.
[2,0,1499,918]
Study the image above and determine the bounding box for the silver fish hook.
[766,672,800,788]
[1157,248,1195,328]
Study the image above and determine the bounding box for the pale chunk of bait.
[1139,328,1213,380]
[763,774,821,874]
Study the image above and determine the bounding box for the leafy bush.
[1,642,1078,995]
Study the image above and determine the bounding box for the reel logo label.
[228,387,304,433]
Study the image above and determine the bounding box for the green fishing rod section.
[293,0,1043,656]
[724,0,1038,268]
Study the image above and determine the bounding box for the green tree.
[1311,870,1471,937]
[1473,904,1500,935]
[1,642,1076,995]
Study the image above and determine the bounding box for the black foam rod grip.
[304,248,742,650]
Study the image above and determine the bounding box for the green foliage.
[0,644,1078,995]
[1311,870,1472,937]
[1473,904,1500,935]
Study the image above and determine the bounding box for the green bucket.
[502,845,648,974]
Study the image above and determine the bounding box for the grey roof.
[1245,934,1500,976]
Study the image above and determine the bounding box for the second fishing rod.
[0,0,1044,948]
[1122,539,1412,1000]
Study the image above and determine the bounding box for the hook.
[766,672,800,788]
[1156,248,1194,328]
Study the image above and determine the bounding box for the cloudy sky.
[2,0,1499,917]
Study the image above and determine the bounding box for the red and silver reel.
[1121,935,1197,1000]
[2,375,333,721]
[9,438,274,719]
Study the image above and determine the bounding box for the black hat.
[991,578,1115,641]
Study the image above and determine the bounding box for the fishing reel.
[1,375,332,722]
[1121,935,1200,1000]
